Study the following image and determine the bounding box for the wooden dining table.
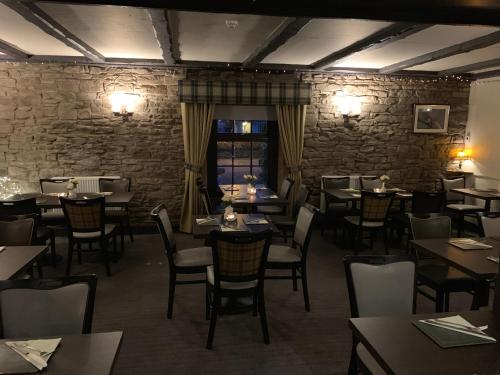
[0,331,123,375]
[322,187,412,211]
[411,237,500,307]
[192,213,280,239]
[350,310,500,375]
[0,246,48,280]
[218,184,288,212]
[16,192,135,209]
[451,188,500,212]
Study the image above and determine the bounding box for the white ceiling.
[262,19,391,65]
[177,11,284,62]
[37,3,162,59]
[0,4,499,76]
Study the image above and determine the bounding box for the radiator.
[51,176,120,193]
[320,175,376,213]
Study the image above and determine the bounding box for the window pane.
[217,120,233,133]
[234,120,252,134]
[233,141,251,166]
[217,166,232,186]
[252,121,267,134]
[252,142,267,183]
[233,167,251,184]
[217,141,232,166]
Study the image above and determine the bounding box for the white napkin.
[0,246,5,253]
[196,217,217,225]
[220,226,239,232]
[6,338,61,370]
[420,315,496,341]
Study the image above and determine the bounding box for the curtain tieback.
[287,165,302,173]
[184,163,203,173]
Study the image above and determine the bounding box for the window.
[207,119,278,194]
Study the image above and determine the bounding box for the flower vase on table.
[378,175,390,193]
[66,178,79,199]
[221,195,237,223]
[243,174,258,195]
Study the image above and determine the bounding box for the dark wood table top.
[411,238,500,279]
[15,192,134,209]
[451,188,500,201]
[350,310,500,375]
[192,214,280,239]
[323,188,412,202]
[0,246,47,280]
[219,184,288,206]
[0,331,123,375]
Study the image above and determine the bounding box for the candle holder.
[247,184,257,195]
[223,206,237,223]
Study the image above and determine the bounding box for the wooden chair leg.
[50,231,56,267]
[126,213,134,242]
[435,289,445,313]
[101,240,111,276]
[348,339,358,375]
[292,268,298,291]
[120,219,125,253]
[301,265,310,312]
[206,296,218,349]
[167,273,176,319]
[36,262,43,278]
[66,241,74,276]
[205,283,211,320]
[77,242,82,264]
[258,290,270,344]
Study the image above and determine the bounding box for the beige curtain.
[276,104,307,212]
[179,103,215,233]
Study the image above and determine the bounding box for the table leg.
[471,279,490,309]
[485,200,491,213]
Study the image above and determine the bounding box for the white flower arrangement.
[66,178,79,190]
[221,195,234,206]
[243,174,258,185]
[379,175,390,182]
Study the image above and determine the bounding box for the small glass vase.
[67,189,77,199]
[224,205,237,223]
[380,182,386,192]
[247,184,257,195]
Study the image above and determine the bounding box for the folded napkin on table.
[6,338,61,371]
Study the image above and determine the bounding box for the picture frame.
[413,104,450,133]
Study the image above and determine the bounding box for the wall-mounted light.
[334,92,361,128]
[456,148,472,170]
[110,92,140,121]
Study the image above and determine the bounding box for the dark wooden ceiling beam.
[312,23,432,69]
[473,69,500,80]
[1,0,105,62]
[147,9,176,64]
[34,0,500,27]
[439,58,500,76]
[243,17,311,67]
[379,30,500,74]
[0,39,30,59]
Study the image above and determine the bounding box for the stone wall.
[0,62,470,225]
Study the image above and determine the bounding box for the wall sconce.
[456,148,472,169]
[110,93,140,121]
[334,92,361,128]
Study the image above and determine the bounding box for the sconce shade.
[334,92,361,116]
[110,93,140,114]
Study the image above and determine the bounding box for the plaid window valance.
[178,80,311,105]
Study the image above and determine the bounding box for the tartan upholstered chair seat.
[61,197,117,276]
[151,203,212,319]
[206,230,272,349]
[266,204,318,311]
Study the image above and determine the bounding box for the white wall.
[464,78,500,209]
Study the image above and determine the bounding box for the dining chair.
[268,184,311,242]
[477,212,500,237]
[266,204,318,311]
[343,191,395,253]
[206,229,272,349]
[0,275,97,339]
[409,215,485,312]
[151,203,212,319]
[39,178,69,225]
[359,177,382,190]
[0,197,57,266]
[99,177,134,250]
[344,255,416,375]
[257,177,294,215]
[60,197,118,277]
[440,177,483,236]
[321,176,352,238]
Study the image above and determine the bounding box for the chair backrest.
[322,176,350,190]
[411,191,445,214]
[0,217,35,246]
[359,191,395,222]
[150,204,177,266]
[199,186,213,215]
[40,178,69,194]
[360,177,382,190]
[440,177,465,202]
[478,213,500,237]
[279,178,295,200]
[0,275,97,338]
[209,230,272,286]
[344,255,416,318]
[292,185,311,218]
[293,205,317,255]
[60,197,105,235]
[99,177,130,193]
[0,197,38,219]
[409,215,451,240]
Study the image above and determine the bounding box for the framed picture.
[413,104,450,133]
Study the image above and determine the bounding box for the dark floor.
[44,229,481,375]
